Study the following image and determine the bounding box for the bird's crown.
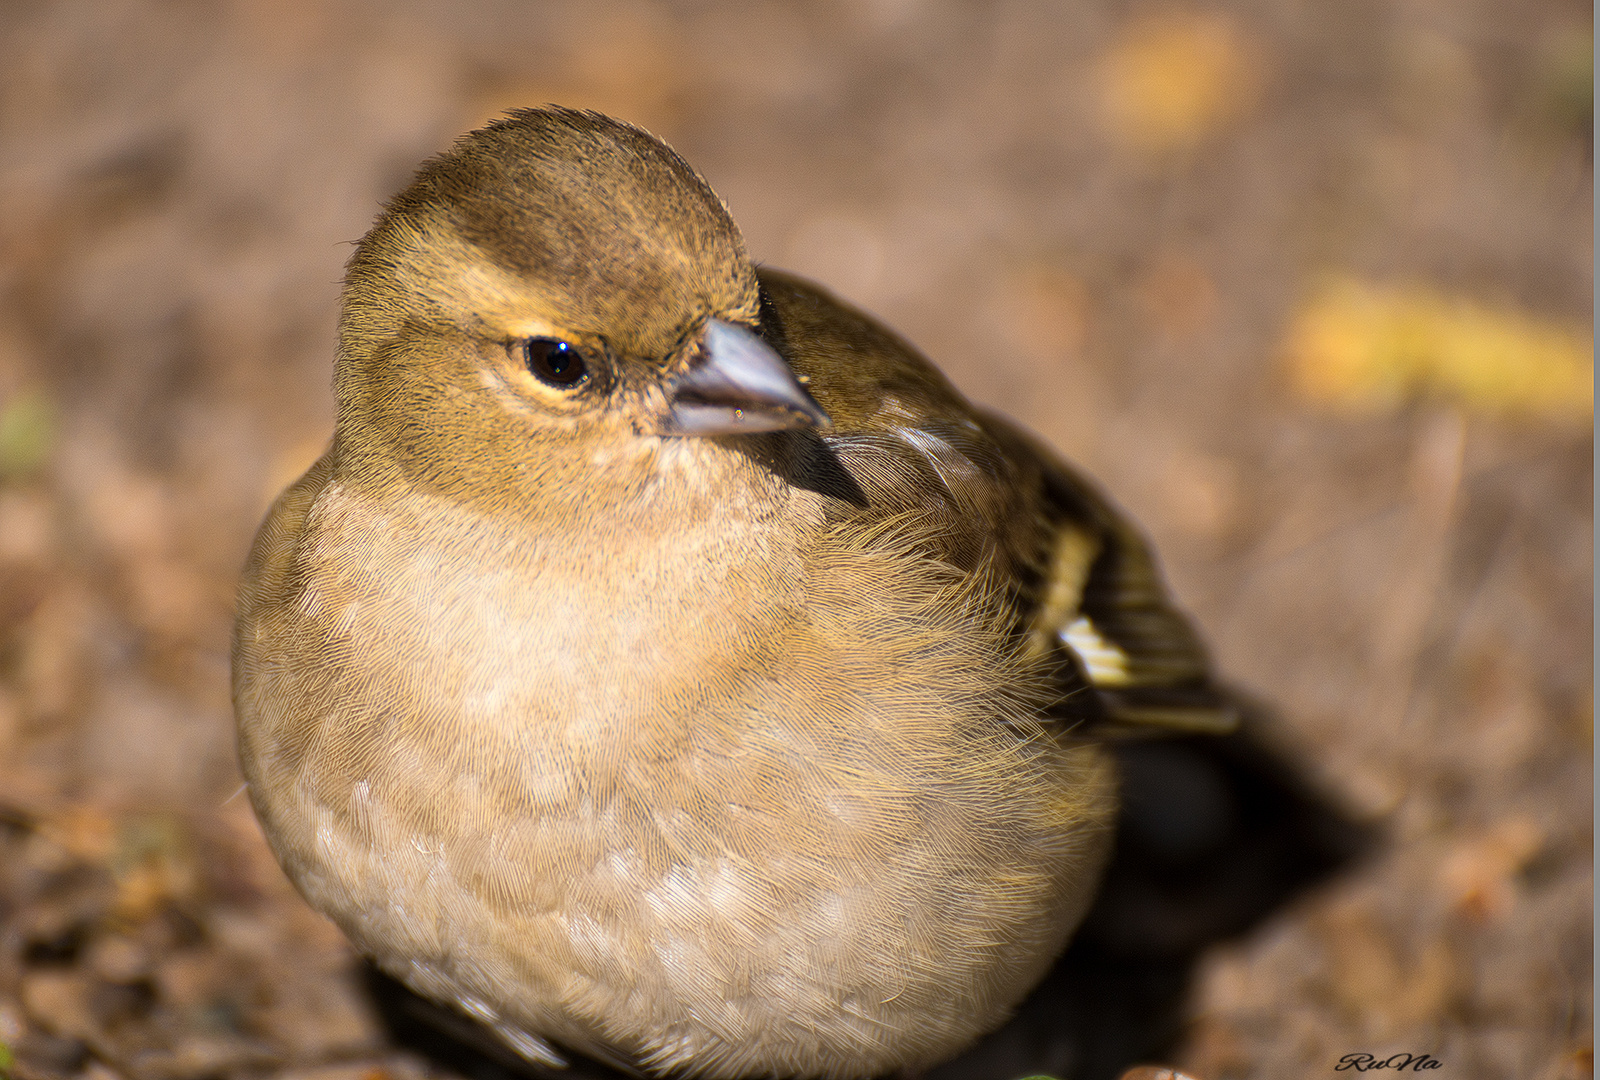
[341,107,759,363]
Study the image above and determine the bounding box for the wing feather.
[756,267,1235,738]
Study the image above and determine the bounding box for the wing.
[756,267,1236,737]
[978,413,1236,735]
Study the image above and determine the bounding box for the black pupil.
[525,339,586,386]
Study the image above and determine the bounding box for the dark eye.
[522,338,588,388]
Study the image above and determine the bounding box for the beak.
[660,320,832,436]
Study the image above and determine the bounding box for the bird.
[232,106,1233,1080]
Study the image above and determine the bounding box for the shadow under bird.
[232,107,1235,1080]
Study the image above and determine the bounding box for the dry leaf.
[109,817,201,923]
[40,806,118,864]
[1438,817,1545,922]
[1099,11,1262,152]
[1284,278,1593,423]
[20,970,96,1040]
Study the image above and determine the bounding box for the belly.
[236,495,1115,1078]
[267,722,1113,1079]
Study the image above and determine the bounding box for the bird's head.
[334,107,828,508]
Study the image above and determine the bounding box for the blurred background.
[0,1,1590,1078]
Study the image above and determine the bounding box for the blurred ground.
[0,1,1591,1078]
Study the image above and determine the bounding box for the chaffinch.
[233,107,1231,1080]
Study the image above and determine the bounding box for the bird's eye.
[522,338,588,388]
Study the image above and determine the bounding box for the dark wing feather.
[980,414,1236,736]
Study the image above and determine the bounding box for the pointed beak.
[659,320,832,436]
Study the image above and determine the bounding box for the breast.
[235,467,1116,1079]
